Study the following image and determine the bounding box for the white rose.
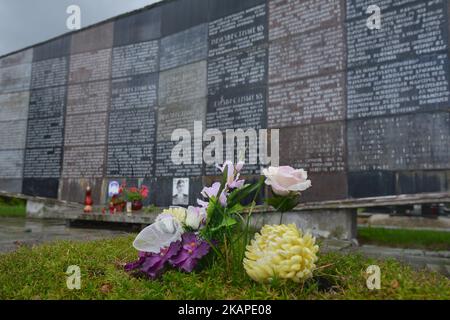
[262,166,312,196]
[157,207,187,224]
[185,206,207,230]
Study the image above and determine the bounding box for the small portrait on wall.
[172,178,189,206]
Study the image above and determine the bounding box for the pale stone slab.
[0,91,30,121]
[159,60,207,106]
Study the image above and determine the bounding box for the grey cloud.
[0,0,161,56]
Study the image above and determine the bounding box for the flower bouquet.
[124,185,149,211]
[109,190,126,213]
[126,162,319,283]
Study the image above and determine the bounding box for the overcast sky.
[0,0,162,56]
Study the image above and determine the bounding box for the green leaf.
[226,203,245,216]
[265,193,300,213]
[217,164,229,197]
[206,197,223,226]
[227,176,265,205]
[210,216,237,233]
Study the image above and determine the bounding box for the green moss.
[0,197,26,217]
[358,226,450,251]
[0,235,448,300]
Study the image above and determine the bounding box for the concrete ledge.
[0,190,83,218]
[68,212,158,225]
[26,200,83,219]
[247,209,356,240]
[0,190,82,208]
[3,190,367,240]
[65,208,357,241]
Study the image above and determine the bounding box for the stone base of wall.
[26,199,83,219]
[247,209,357,240]
[61,209,357,241]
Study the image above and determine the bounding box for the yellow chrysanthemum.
[161,207,187,224]
[243,224,319,283]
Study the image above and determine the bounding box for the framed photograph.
[172,178,189,205]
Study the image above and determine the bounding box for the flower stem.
[242,176,265,261]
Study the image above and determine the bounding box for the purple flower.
[125,241,181,278]
[197,198,209,208]
[201,182,228,206]
[169,233,210,273]
[216,161,245,190]
[235,161,244,173]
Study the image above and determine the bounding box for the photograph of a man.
[172,178,189,205]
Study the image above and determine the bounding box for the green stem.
[276,196,290,213]
[242,176,265,260]
[203,237,224,261]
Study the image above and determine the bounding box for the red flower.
[140,185,149,198]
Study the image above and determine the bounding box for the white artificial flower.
[262,166,312,196]
[185,206,207,230]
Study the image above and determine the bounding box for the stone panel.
[0,179,22,193]
[396,171,449,195]
[69,49,111,84]
[23,147,62,178]
[300,172,348,202]
[31,57,67,89]
[207,46,267,95]
[112,40,159,78]
[0,63,32,93]
[26,117,64,148]
[280,122,346,173]
[155,141,202,177]
[269,0,344,41]
[64,112,108,146]
[33,36,71,62]
[209,4,267,58]
[348,171,395,198]
[107,144,155,177]
[346,0,428,21]
[0,91,30,121]
[66,80,110,115]
[207,87,267,130]
[71,22,114,54]
[161,0,209,36]
[0,120,27,150]
[209,0,266,21]
[203,139,262,176]
[159,61,207,105]
[0,49,33,68]
[160,24,208,70]
[269,27,345,84]
[29,86,66,119]
[111,73,158,110]
[347,54,450,119]
[108,108,156,145]
[268,73,346,127]
[157,98,206,142]
[22,178,59,198]
[62,145,106,178]
[412,171,449,194]
[60,178,105,204]
[0,150,24,178]
[347,0,449,68]
[348,112,450,171]
[114,7,162,46]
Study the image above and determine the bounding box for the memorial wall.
[0,0,449,205]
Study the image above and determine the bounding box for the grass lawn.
[358,227,450,251]
[0,197,26,218]
[0,235,448,300]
